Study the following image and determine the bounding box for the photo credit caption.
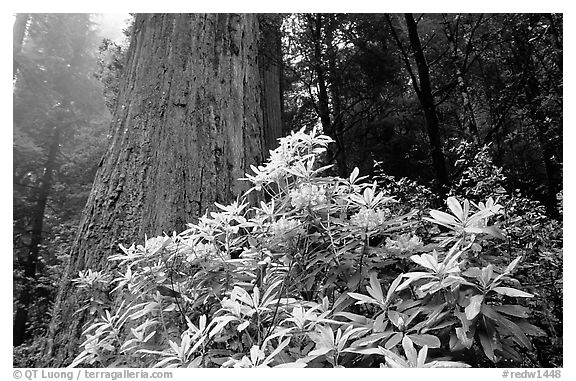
[13,369,173,380]
[502,370,562,379]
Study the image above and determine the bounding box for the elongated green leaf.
[491,287,534,298]
[455,327,473,348]
[348,292,381,306]
[446,197,464,221]
[385,332,403,349]
[481,305,531,349]
[386,274,403,304]
[478,331,497,362]
[493,305,530,318]
[334,311,369,325]
[402,335,418,366]
[407,334,441,348]
[505,256,523,274]
[428,210,459,226]
[368,272,384,303]
[262,337,291,367]
[417,345,428,367]
[350,331,395,348]
[396,272,435,292]
[515,321,546,337]
[465,294,484,320]
[308,347,333,358]
[410,254,438,272]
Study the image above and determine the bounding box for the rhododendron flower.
[350,207,390,230]
[290,183,327,209]
[385,233,422,253]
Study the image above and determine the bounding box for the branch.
[384,14,421,98]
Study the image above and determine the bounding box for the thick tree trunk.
[13,13,29,78]
[13,125,61,346]
[42,13,277,366]
[258,14,283,153]
[404,14,450,191]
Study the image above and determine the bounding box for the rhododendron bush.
[71,129,547,368]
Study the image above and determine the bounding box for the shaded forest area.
[13,13,562,368]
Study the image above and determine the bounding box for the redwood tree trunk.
[42,13,279,366]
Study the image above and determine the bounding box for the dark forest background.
[12,13,562,366]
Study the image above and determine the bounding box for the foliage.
[71,129,547,368]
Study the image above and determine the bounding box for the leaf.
[237,321,250,332]
[515,321,546,337]
[402,335,418,366]
[492,305,530,318]
[350,332,395,348]
[478,331,497,362]
[417,345,428,367]
[209,316,237,338]
[385,274,403,304]
[446,197,464,221]
[491,287,534,298]
[428,210,459,226]
[387,310,403,328]
[481,305,531,349]
[334,312,369,325]
[262,337,291,367]
[349,167,360,183]
[384,332,404,349]
[396,272,435,292]
[504,256,523,274]
[348,292,380,306]
[424,360,471,368]
[410,254,438,272]
[407,334,441,348]
[187,355,203,368]
[368,272,384,303]
[465,294,484,320]
[308,346,333,358]
[455,327,473,349]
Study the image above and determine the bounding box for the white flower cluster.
[243,127,334,190]
[350,207,390,230]
[289,183,327,209]
[270,217,302,238]
[385,233,422,253]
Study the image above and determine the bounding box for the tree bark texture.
[258,14,284,153]
[43,13,280,366]
[404,13,450,191]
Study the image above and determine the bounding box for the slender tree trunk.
[309,13,348,177]
[404,13,450,191]
[442,15,480,145]
[42,13,278,366]
[524,73,561,218]
[516,15,561,218]
[13,13,29,79]
[14,125,61,346]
